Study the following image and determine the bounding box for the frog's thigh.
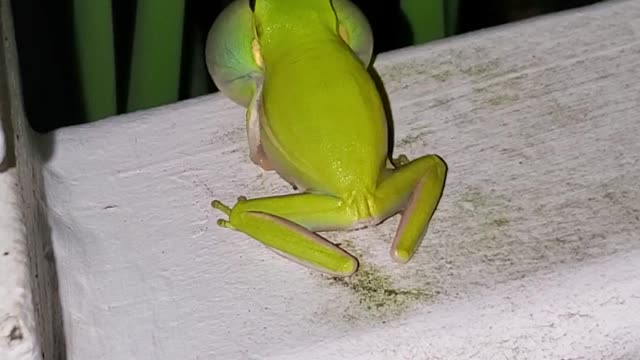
[216,193,360,276]
[245,80,273,171]
[375,154,447,263]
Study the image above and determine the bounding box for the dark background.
[11,0,604,132]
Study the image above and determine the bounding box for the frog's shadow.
[368,65,396,161]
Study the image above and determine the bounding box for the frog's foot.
[212,196,247,229]
[210,194,358,277]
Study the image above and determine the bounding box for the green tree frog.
[205,0,447,277]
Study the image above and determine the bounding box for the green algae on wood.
[460,60,500,77]
[325,234,438,320]
[328,265,436,319]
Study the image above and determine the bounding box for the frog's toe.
[211,200,232,215]
[216,218,234,229]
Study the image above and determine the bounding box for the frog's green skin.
[206,0,447,277]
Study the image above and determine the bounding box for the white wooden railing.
[2,1,640,359]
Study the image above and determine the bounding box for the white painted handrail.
[2,1,640,359]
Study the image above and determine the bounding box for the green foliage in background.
[70,0,457,124]
[72,0,117,122]
[10,0,604,130]
[126,0,185,113]
[398,0,459,42]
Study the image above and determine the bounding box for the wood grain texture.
[1,2,43,359]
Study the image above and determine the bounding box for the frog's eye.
[206,0,261,107]
[333,0,374,66]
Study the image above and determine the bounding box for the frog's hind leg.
[212,193,361,276]
[375,154,447,263]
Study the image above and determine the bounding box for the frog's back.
[260,38,388,194]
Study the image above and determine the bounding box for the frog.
[205,0,447,277]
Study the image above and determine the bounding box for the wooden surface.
[1,2,41,359]
[5,1,640,359]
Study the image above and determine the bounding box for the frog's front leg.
[377,154,448,262]
[212,194,359,276]
[245,79,274,171]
